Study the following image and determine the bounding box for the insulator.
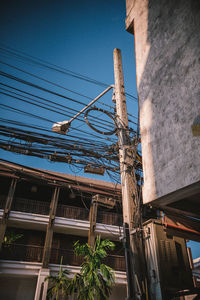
[112,90,116,103]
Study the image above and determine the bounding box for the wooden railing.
[50,247,83,266]
[0,244,126,271]
[12,197,50,215]
[104,254,126,271]
[0,243,43,262]
[97,210,123,226]
[56,204,89,221]
[50,248,126,271]
[1,196,122,226]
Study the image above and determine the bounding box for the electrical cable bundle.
[0,44,142,181]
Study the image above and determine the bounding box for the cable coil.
[85,107,117,135]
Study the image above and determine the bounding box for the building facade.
[0,160,127,300]
[125,0,200,217]
[125,1,200,298]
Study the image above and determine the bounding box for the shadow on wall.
[137,0,200,203]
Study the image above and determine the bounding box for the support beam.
[88,198,98,248]
[42,186,60,268]
[0,178,17,249]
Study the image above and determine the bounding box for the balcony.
[0,197,123,227]
[12,197,50,215]
[97,210,123,226]
[0,244,43,262]
[56,204,89,221]
[0,244,126,272]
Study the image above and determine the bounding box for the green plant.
[45,256,71,300]
[69,236,115,300]
[3,230,23,247]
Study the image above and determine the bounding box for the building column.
[0,178,17,249]
[42,186,60,268]
[34,268,50,300]
[34,187,60,300]
[88,197,98,247]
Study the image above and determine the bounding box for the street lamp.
[52,120,71,134]
[52,85,114,135]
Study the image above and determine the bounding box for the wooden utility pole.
[113,48,144,299]
[0,178,17,249]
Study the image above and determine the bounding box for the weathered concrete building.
[125,0,200,217]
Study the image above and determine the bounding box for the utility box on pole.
[143,219,194,299]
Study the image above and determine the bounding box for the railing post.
[0,178,17,250]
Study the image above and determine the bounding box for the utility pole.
[113,48,145,299]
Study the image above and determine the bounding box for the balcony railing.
[12,197,50,215]
[104,254,126,272]
[50,247,83,266]
[50,248,126,271]
[0,244,126,272]
[0,243,43,262]
[56,204,89,221]
[1,196,122,226]
[97,210,123,226]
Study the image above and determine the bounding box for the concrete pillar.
[34,268,50,300]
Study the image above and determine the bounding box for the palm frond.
[70,236,116,300]
[45,260,71,299]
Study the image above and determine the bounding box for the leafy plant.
[45,256,71,300]
[69,236,115,300]
[3,230,23,247]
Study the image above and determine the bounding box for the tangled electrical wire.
[0,44,142,181]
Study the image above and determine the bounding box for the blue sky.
[0,0,199,259]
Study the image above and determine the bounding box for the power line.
[0,44,141,180]
[0,71,120,131]
[0,60,95,102]
[0,45,108,87]
[0,70,90,106]
[0,44,138,101]
[0,103,53,123]
[0,83,117,129]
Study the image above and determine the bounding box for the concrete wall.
[0,272,126,300]
[0,276,37,300]
[126,0,200,204]
[110,284,127,300]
